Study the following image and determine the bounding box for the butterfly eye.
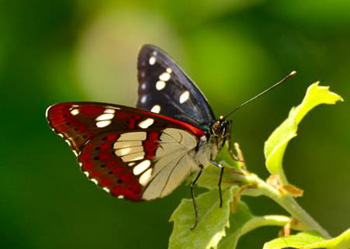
[211,122,221,135]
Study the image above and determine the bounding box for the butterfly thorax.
[210,116,232,150]
[191,116,232,169]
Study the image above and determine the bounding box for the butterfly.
[46,44,233,228]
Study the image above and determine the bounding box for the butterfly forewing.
[47,102,205,200]
[137,45,215,131]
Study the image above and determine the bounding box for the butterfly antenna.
[224,71,297,119]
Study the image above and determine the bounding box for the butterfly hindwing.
[137,45,215,131]
[47,102,205,200]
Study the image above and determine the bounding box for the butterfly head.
[210,115,232,148]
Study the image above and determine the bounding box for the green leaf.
[169,187,235,249]
[263,229,350,249]
[264,82,343,175]
[218,201,254,249]
[263,231,325,249]
[218,205,301,249]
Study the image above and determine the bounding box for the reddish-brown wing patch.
[46,102,205,152]
[78,131,161,201]
[46,103,144,152]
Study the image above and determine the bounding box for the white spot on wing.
[141,95,147,103]
[133,160,151,175]
[118,195,124,199]
[151,105,161,113]
[96,113,114,121]
[179,91,190,103]
[114,141,142,149]
[95,110,115,128]
[84,171,90,177]
[115,146,143,157]
[70,109,79,115]
[91,179,98,185]
[166,68,172,73]
[104,109,116,113]
[149,56,156,65]
[115,147,131,156]
[139,168,153,186]
[118,132,147,141]
[138,118,154,129]
[96,120,111,128]
[128,162,136,167]
[121,152,145,162]
[141,83,146,90]
[103,187,110,193]
[159,72,171,81]
[156,81,166,90]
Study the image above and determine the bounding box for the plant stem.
[278,196,331,239]
[243,174,331,239]
[240,215,305,236]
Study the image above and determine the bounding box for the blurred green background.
[1,0,349,248]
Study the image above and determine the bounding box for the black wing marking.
[136,44,215,132]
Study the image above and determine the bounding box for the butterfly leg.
[211,161,224,208]
[190,165,204,230]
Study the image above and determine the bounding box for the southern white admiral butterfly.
[46,44,294,228]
